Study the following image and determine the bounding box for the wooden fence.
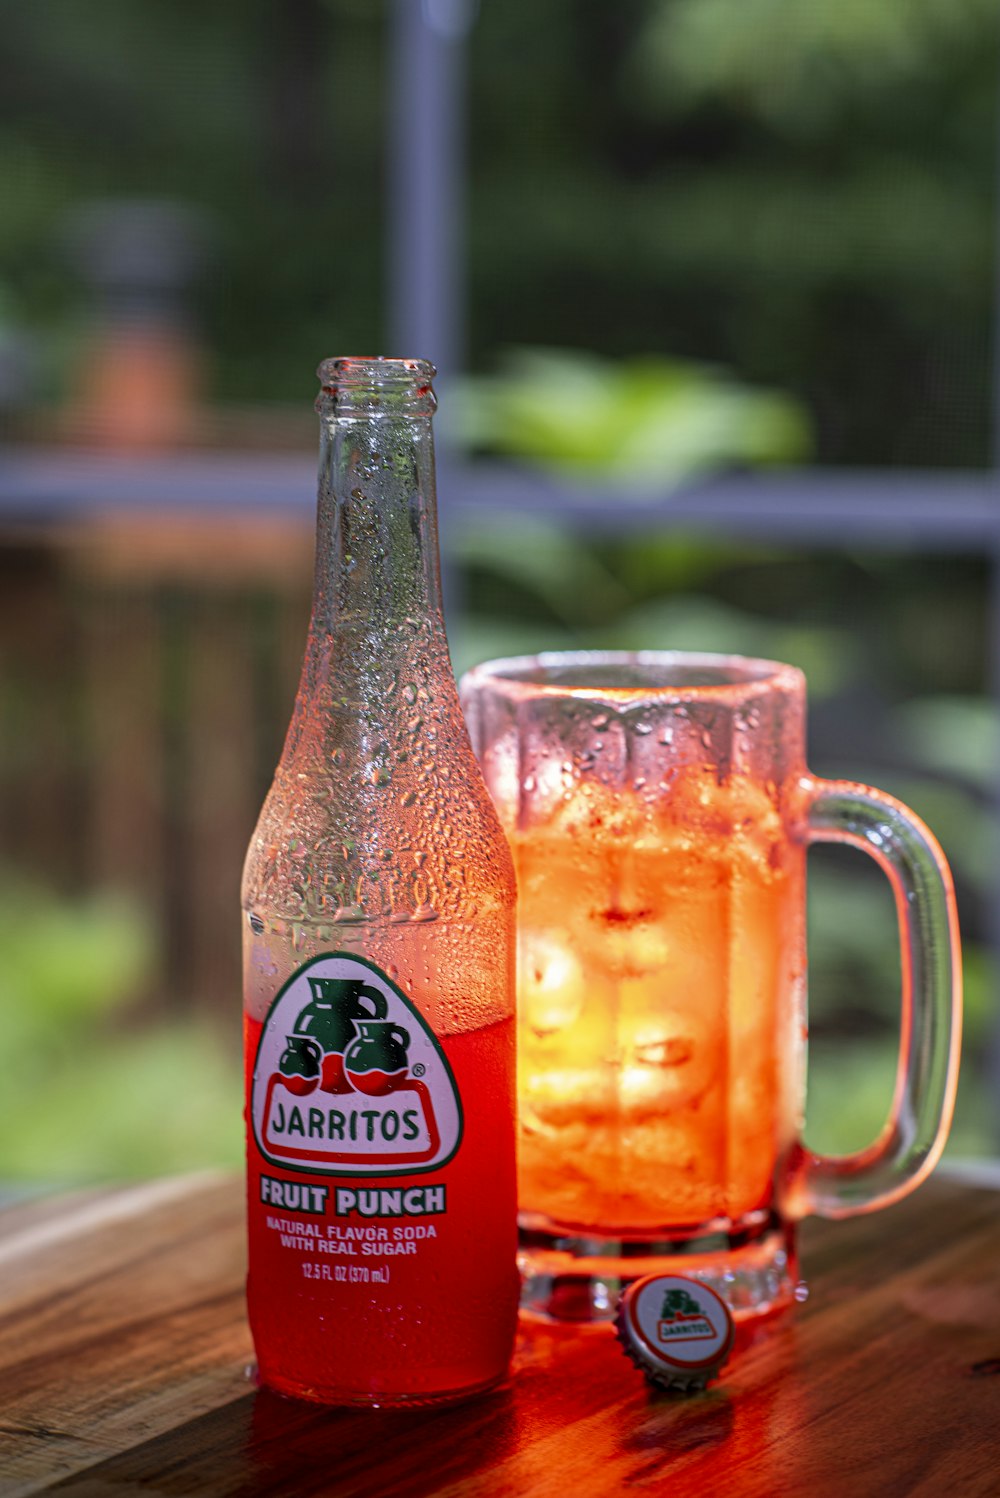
[1,513,315,1017]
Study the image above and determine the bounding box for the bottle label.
[250,952,463,1178]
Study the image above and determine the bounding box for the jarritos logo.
[251,953,463,1177]
[656,1286,716,1344]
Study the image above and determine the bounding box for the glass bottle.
[242,356,518,1406]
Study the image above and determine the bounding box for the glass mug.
[460,651,962,1321]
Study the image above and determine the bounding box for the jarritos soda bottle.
[241,357,519,1406]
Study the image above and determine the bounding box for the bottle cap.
[615,1275,735,1392]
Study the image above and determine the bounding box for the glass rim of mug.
[461,649,805,704]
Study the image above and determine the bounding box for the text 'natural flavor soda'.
[242,358,518,1406]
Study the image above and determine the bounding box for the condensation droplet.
[333,904,367,924]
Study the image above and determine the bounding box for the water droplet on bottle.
[400,790,416,807]
[248,912,265,935]
[333,904,367,924]
[591,713,610,731]
[371,766,391,787]
[634,720,653,736]
[402,683,418,705]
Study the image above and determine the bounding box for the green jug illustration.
[277,1034,322,1094]
[344,1019,411,1095]
[293,976,387,1093]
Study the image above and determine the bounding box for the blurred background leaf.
[0,879,241,1181]
[452,347,811,483]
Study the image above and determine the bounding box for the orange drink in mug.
[461,652,961,1321]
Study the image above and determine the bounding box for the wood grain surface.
[1,1172,998,1498]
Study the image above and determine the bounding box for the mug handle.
[784,777,962,1220]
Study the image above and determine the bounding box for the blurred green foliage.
[0,0,994,462]
[0,880,241,1181]
[452,347,811,484]
[468,0,998,465]
[631,0,997,129]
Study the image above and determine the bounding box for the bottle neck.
[317,404,442,611]
[303,403,451,708]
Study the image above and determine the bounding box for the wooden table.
[2,1172,998,1497]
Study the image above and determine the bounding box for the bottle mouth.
[316,356,437,416]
